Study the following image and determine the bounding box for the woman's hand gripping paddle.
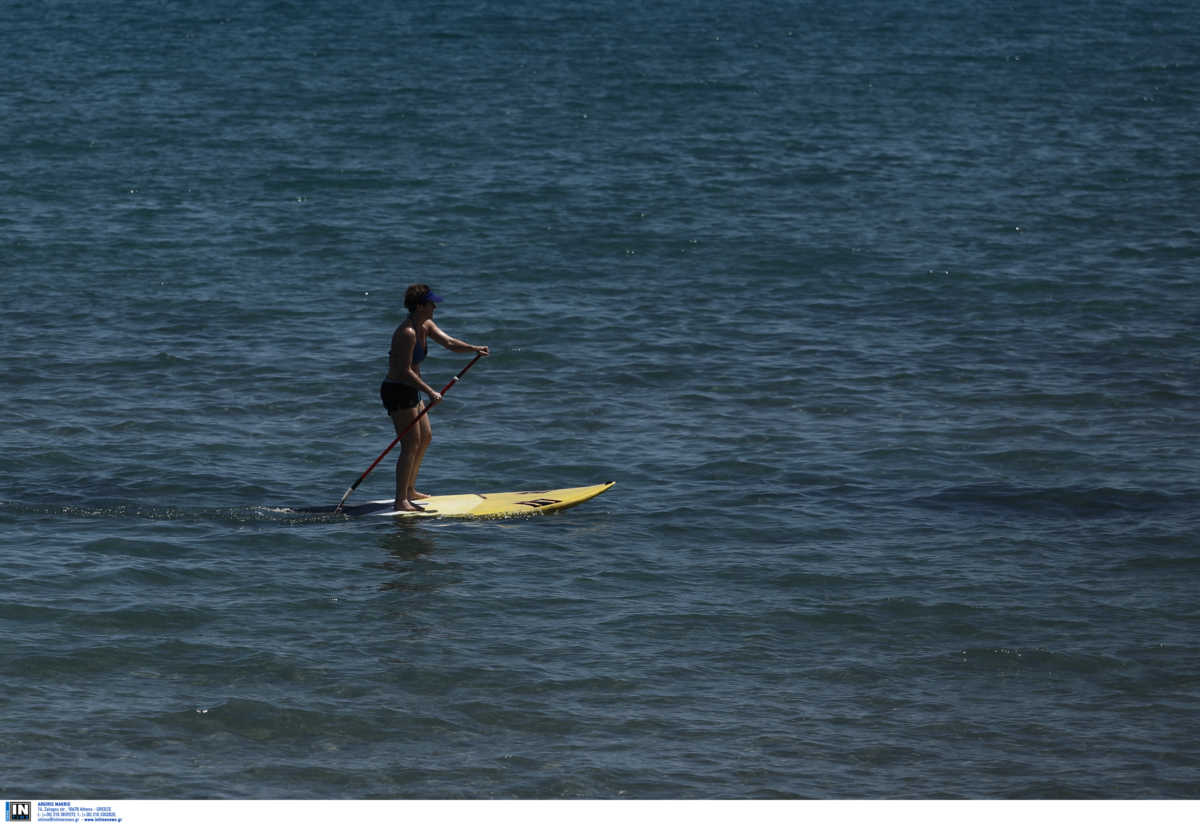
[334,352,484,513]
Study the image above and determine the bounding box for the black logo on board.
[515,497,561,509]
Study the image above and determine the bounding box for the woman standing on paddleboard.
[380,284,489,512]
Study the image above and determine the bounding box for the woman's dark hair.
[404,283,433,311]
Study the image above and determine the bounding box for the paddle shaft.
[334,352,483,512]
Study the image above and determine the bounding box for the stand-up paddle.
[334,352,484,513]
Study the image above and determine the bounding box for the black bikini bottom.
[380,380,421,412]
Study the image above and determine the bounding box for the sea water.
[2,0,1198,799]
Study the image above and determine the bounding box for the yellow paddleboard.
[346,481,614,519]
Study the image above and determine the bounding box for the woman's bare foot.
[409,490,432,500]
[395,499,426,512]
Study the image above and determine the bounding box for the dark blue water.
[3,0,1199,799]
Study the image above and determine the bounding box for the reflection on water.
[373,524,446,592]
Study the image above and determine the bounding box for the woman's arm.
[426,321,489,356]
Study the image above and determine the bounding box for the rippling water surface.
[3,0,1199,799]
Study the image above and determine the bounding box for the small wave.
[1110,554,1200,573]
[913,484,1185,519]
[952,646,1124,676]
[0,500,348,526]
[171,695,463,750]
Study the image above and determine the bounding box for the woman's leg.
[391,403,424,511]
[408,414,433,500]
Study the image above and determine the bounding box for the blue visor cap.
[423,292,444,304]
